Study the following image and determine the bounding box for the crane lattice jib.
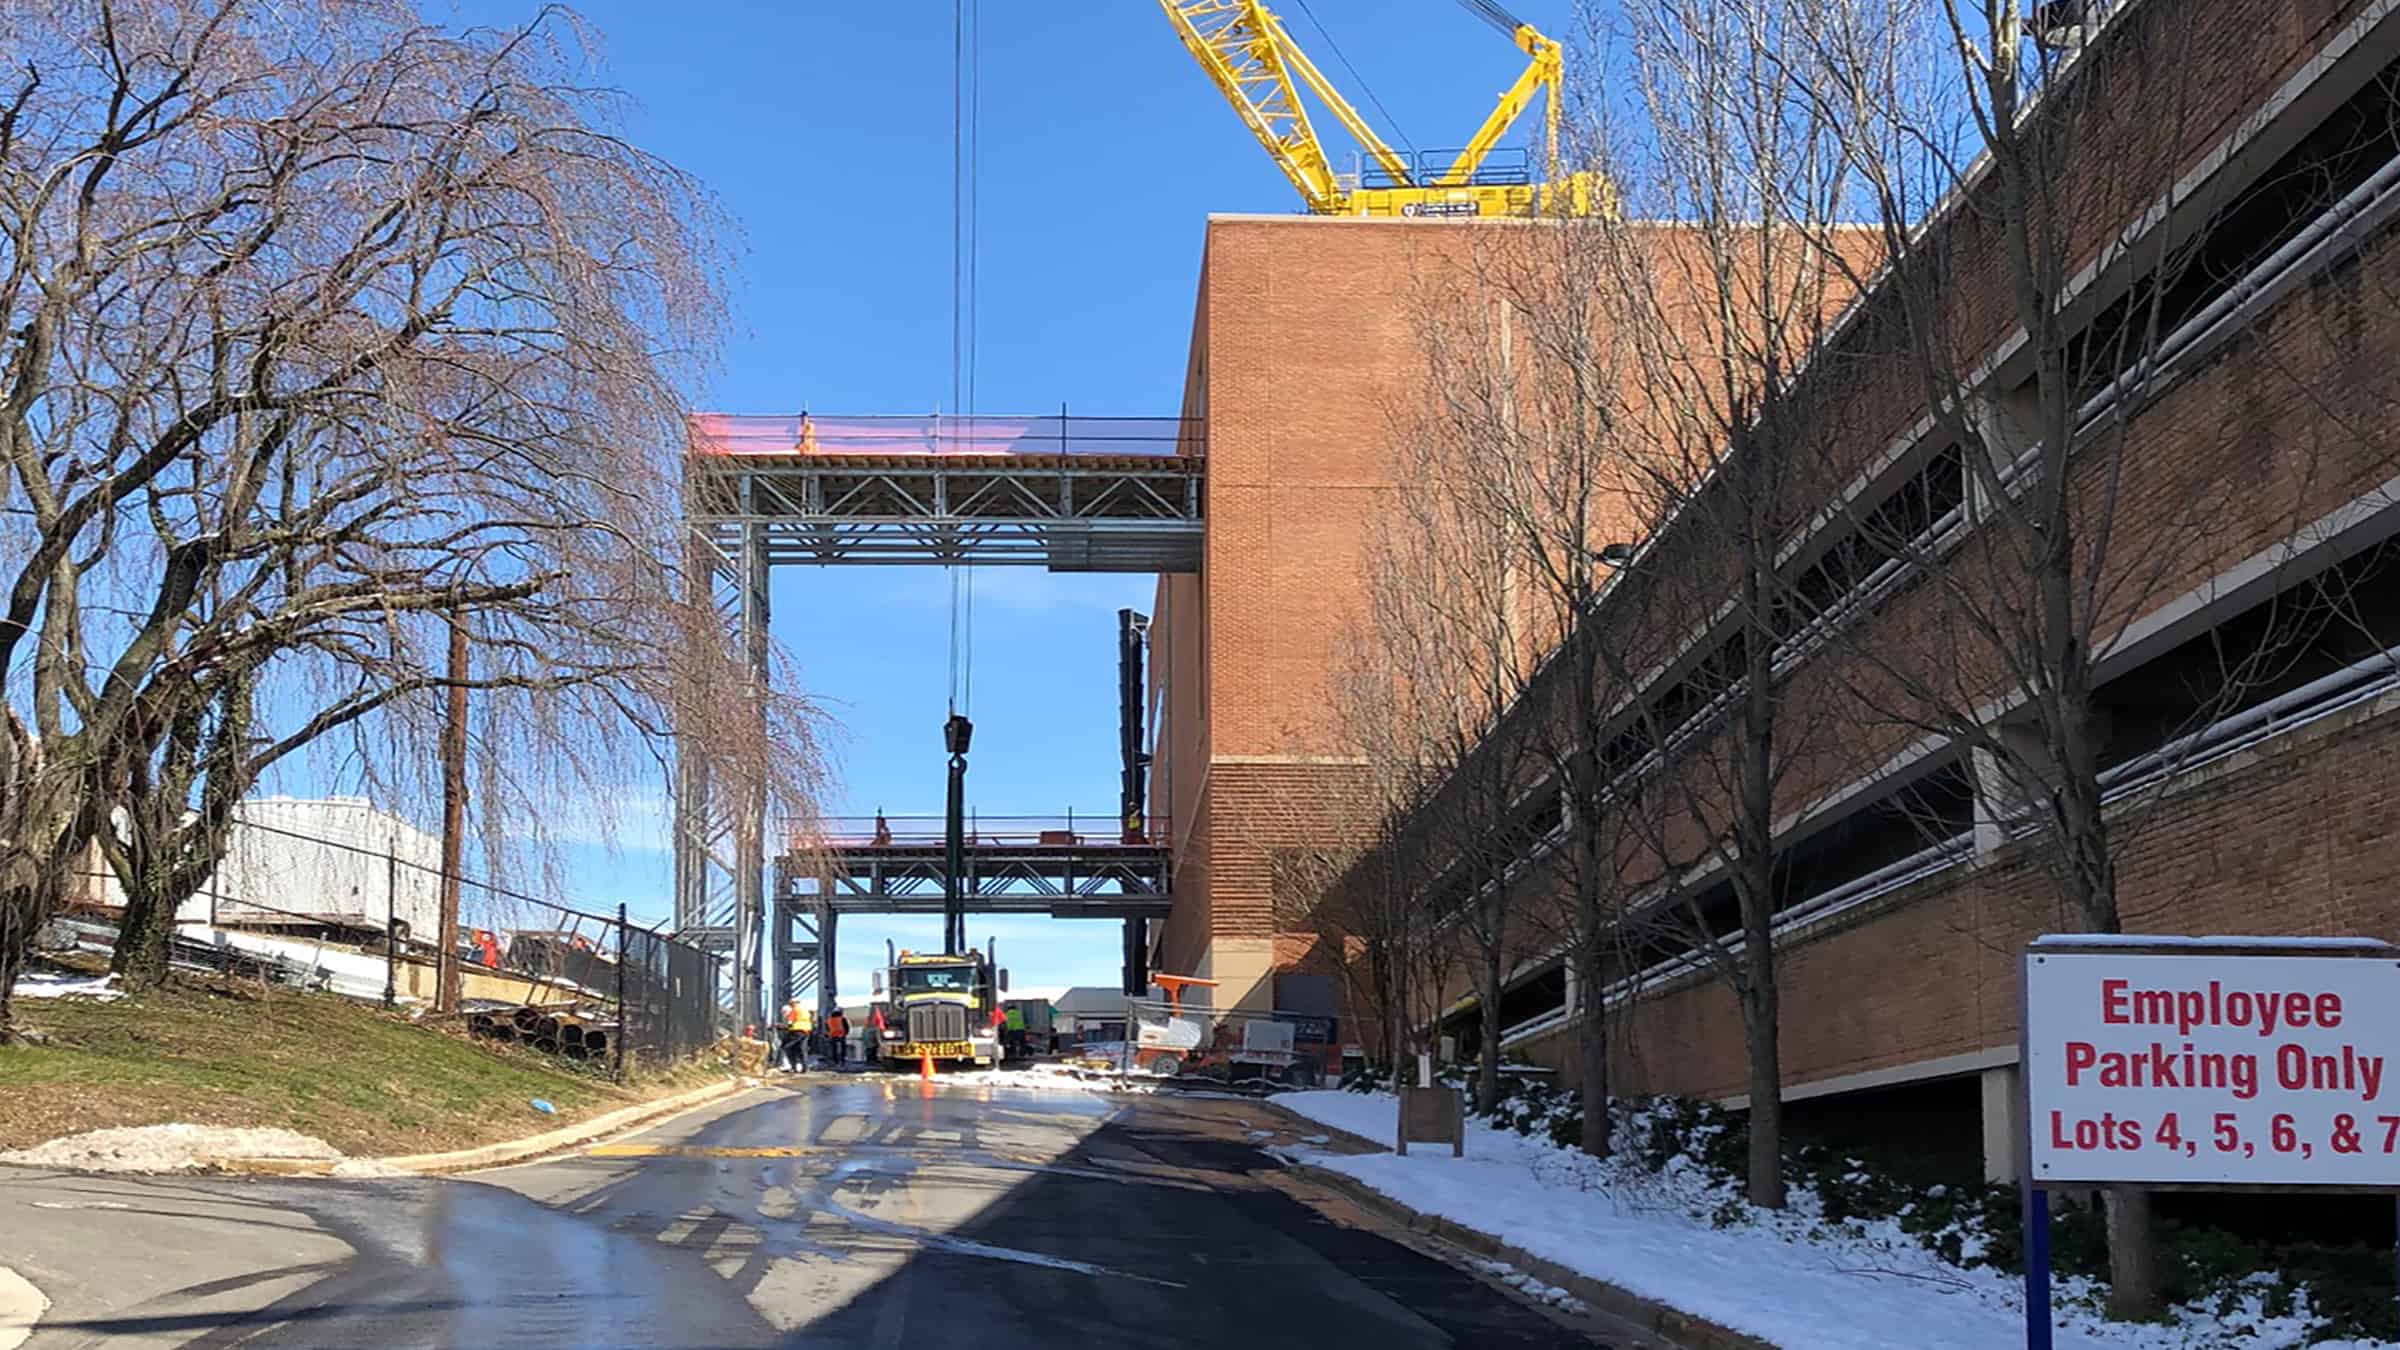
[1436,24,1560,188]
[1158,0,1342,212]
[1159,0,1601,219]
[1158,0,1417,214]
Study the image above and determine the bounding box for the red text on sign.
[2099,978,2343,1037]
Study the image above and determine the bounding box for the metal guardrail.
[688,413,1198,459]
[792,813,1171,849]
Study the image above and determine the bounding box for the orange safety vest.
[828,1012,849,1038]
[783,1001,806,1031]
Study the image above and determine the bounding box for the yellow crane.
[1157,0,1602,218]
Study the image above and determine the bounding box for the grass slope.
[0,965,724,1157]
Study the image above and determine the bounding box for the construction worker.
[781,998,812,1073]
[826,1008,850,1067]
[1003,1002,1027,1060]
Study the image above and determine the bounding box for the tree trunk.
[1,784,85,1041]
[1575,947,1612,1156]
[1476,915,1504,1114]
[0,893,24,1045]
[108,794,182,991]
[1741,980,1786,1208]
[2103,1187,2162,1320]
[111,872,176,989]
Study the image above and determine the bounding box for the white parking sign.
[2023,940,2400,1187]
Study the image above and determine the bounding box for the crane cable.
[1290,0,1417,161]
[947,0,981,718]
[965,0,979,718]
[1455,0,1524,39]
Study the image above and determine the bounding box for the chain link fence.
[54,807,719,1078]
[1061,997,1340,1089]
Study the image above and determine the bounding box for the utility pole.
[384,843,399,1009]
[436,617,469,1014]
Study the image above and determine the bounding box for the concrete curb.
[362,1076,753,1176]
[1254,1101,1775,1350]
[195,1076,753,1178]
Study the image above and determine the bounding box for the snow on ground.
[854,1064,1160,1095]
[1469,1257,1590,1316]
[11,971,122,1001]
[0,1123,341,1174]
[1274,1091,2392,1350]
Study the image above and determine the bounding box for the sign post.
[2019,936,2400,1347]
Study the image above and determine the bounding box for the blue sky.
[431,0,1580,995]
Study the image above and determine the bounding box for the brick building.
[1149,214,1457,1011]
[1155,0,2400,1180]
[1402,0,2400,1183]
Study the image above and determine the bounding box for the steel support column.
[734,489,770,1031]
[816,897,837,1020]
[1122,917,1149,995]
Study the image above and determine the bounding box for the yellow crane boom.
[1156,0,1600,218]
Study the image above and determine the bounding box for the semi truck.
[869,939,1007,1069]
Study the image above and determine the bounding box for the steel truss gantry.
[770,833,1170,1010]
[686,414,1204,571]
[672,414,1199,1030]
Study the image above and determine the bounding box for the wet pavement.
[0,1076,1612,1348]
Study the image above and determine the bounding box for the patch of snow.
[1300,1134,1331,1145]
[1469,1257,1590,1315]
[2029,933,2390,951]
[11,971,122,1001]
[907,1065,1158,1096]
[0,1123,341,1174]
[1245,1129,1275,1141]
[1273,1090,2389,1350]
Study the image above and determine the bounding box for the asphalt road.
[0,1076,1616,1349]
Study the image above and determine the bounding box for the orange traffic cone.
[919,1053,934,1081]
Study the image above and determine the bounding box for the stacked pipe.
[464,1003,619,1062]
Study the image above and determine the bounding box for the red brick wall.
[1568,694,2400,1101]
[1158,217,1498,981]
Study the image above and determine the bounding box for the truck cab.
[870,946,1006,1069]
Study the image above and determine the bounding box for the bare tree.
[0,1,829,1029]
[1267,650,1448,1078]
[1401,218,1664,1156]
[1780,0,2400,1316]
[1540,0,1890,1209]
[1360,387,1558,1111]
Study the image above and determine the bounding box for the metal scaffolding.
[674,414,1199,1029]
